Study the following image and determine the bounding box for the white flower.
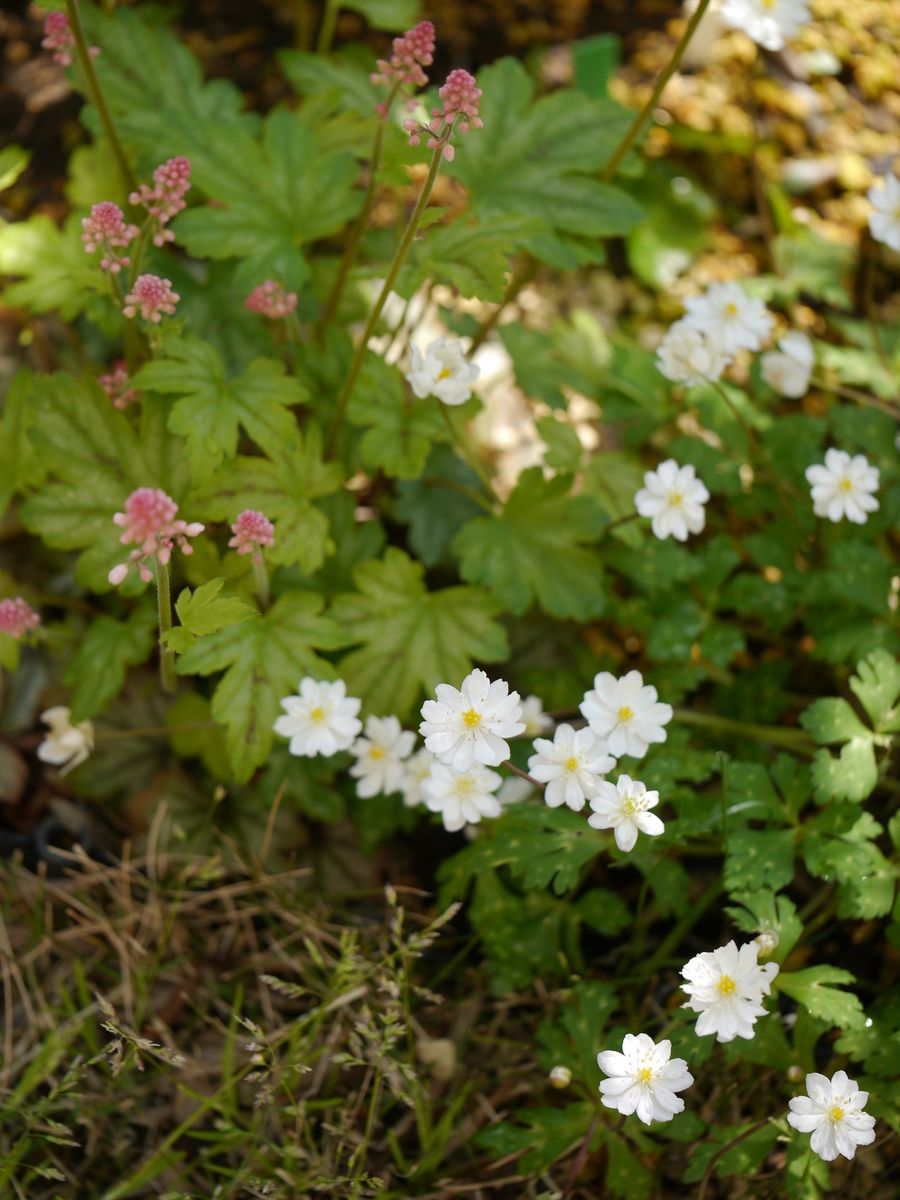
[867,172,900,252]
[273,677,362,757]
[805,448,880,524]
[580,670,673,759]
[634,458,710,542]
[348,715,415,798]
[422,761,502,832]
[37,706,94,775]
[679,940,779,1042]
[496,775,537,805]
[400,747,435,808]
[520,694,553,737]
[597,1033,693,1125]
[682,281,774,355]
[587,774,665,852]
[527,724,615,812]
[419,668,525,771]
[720,0,810,51]
[787,1071,876,1162]
[656,319,732,386]
[406,336,480,406]
[760,330,814,398]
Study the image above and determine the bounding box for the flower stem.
[675,707,814,755]
[154,558,177,694]
[317,82,402,335]
[64,0,137,196]
[438,404,500,506]
[601,0,713,182]
[252,557,271,612]
[810,375,900,420]
[316,0,339,55]
[469,256,538,353]
[502,760,543,789]
[325,141,446,455]
[697,1119,771,1200]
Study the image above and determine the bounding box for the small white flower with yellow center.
[761,330,814,398]
[656,319,732,387]
[273,677,362,757]
[422,761,502,832]
[634,459,710,542]
[720,0,810,51]
[527,724,615,812]
[597,1033,693,1125]
[787,1071,876,1162]
[520,694,553,737]
[419,668,525,771]
[587,775,664,852]
[407,336,480,406]
[679,940,779,1042]
[37,706,94,775]
[805,448,880,524]
[580,670,673,759]
[867,171,900,253]
[399,747,435,808]
[349,715,416,798]
[682,281,774,355]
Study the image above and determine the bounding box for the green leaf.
[165,693,230,782]
[133,338,307,481]
[800,698,871,744]
[849,648,900,732]
[394,446,487,567]
[347,353,447,479]
[724,890,802,963]
[0,144,30,191]
[604,1132,655,1199]
[453,468,606,619]
[536,415,583,472]
[683,1123,779,1184]
[163,579,257,654]
[499,322,596,409]
[341,0,420,30]
[397,216,539,302]
[331,548,508,718]
[0,369,46,512]
[176,591,347,782]
[803,806,896,919]
[777,966,866,1030]
[188,426,342,576]
[810,741,878,804]
[476,1101,598,1175]
[724,829,796,895]
[0,215,100,320]
[64,606,157,721]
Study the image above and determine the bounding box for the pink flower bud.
[129,157,192,246]
[99,361,139,410]
[405,68,482,154]
[371,21,435,94]
[245,281,297,320]
[81,202,139,274]
[108,488,203,585]
[229,510,275,564]
[0,597,40,640]
[122,274,179,323]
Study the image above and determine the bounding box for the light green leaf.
[176,592,347,783]
[453,468,606,619]
[849,648,900,732]
[65,606,157,721]
[133,338,307,481]
[799,697,871,744]
[0,215,100,319]
[0,144,30,191]
[811,740,878,804]
[342,0,420,29]
[397,216,540,302]
[723,829,796,895]
[163,579,257,654]
[347,353,447,479]
[0,369,47,512]
[724,890,802,963]
[331,548,508,718]
[777,965,866,1030]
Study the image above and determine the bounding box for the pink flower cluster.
[404,68,483,161]
[0,597,41,640]
[122,274,179,322]
[129,157,192,246]
[81,202,139,274]
[371,21,435,92]
[41,12,99,66]
[108,488,204,586]
[245,281,297,320]
[99,361,139,410]
[229,510,275,565]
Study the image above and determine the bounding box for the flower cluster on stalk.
[108,488,203,585]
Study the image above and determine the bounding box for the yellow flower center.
[462,707,482,728]
[622,795,637,816]
[565,756,579,771]
[637,1067,653,1084]
[369,746,385,760]
[309,706,325,722]
[455,776,475,797]
[438,367,452,379]
[724,301,739,315]
[839,477,854,491]
[829,1105,845,1123]
[668,491,684,506]
[617,706,634,723]
[717,975,737,996]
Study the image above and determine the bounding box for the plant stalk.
[325,140,446,454]
[154,558,177,694]
[601,0,713,181]
[64,0,137,195]
[252,557,271,612]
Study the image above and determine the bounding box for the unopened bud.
[549,1065,572,1088]
[754,929,779,957]
[788,1064,804,1083]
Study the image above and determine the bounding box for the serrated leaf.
[0,214,100,319]
[163,579,256,654]
[536,415,583,471]
[724,828,796,894]
[849,648,900,732]
[65,606,157,721]
[346,352,448,479]
[724,890,802,963]
[331,548,507,718]
[133,338,307,480]
[453,468,606,619]
[176,592,347,782]
[682,1123,779,1184]
[397,216,539,302]
[777,966,866,1030]
[800,697,871,744]
[0,368,47,512]
[476,1101,598,1175]
[394,446,487,566]
[811,741,877,804]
